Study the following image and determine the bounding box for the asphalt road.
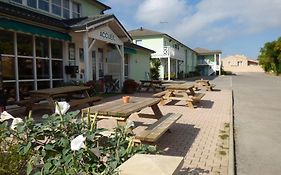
[213,73,281,175]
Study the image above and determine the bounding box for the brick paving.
[7,88,232,175]
[98,89,232,174]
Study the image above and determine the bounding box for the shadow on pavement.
[157,123,200,157]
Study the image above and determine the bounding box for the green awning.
[0,18,71,41]
[124,47,137,54]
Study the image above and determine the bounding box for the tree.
[150,59,161,80]
[258,37,281,75]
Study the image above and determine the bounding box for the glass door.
[98,48,104,80]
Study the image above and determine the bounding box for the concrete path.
[213,73,281,175]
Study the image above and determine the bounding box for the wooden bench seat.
[191,93,205,101]
[152,90,168,98]
[206,84,216,91]
[135,113,182,143]
[68,96,102,107]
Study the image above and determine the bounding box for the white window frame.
[10,0,80,19]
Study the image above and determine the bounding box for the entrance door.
[92,50,96,80]
[97,48,104,79]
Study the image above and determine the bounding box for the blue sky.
[102,0,281,59]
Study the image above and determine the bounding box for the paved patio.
[97,89,232,175]
[7,87,233,175]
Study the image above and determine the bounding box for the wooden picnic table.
[82,96,182,143]
[195,79,215,91]
[25,86,101,112]
[82,97,163,125]
[138,80,165,92]
[154,83,205,108]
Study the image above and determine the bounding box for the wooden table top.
[195,79,209,83]
[166,84,194,90]
[140,80,162,83]
[82,97,161,117]
[30,86,90,96]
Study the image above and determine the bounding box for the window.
[18,57,34,79]
[51,40,62,59]
[36,37,49,57]
[39,0,49,11]
[27,0,37,8]
[72,2,81,18]
[63,0,70,18]
[124,54,129,78]
[2,56,15,80]
[36,59,50,79]
[11,0,22,4]
[0,30,14,55]
[52,0,62,16]
[52,60,63,78]
[17,33,33,56]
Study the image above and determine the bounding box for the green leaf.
[45,144,54,150]
[26,159,33,175]
[43,162,52,174]
[23,142,32,154]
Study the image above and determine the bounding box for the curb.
[228,90,235,175]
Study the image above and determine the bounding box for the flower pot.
[122,96,130,104]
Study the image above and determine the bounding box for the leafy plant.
[0,123,32,175]
[150,59,161,80]
[0,107,157,175]
[122,79,139,94]
[258,36,281,75]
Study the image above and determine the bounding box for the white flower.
[0,111,15,122]
[55,101,70,115]
[0,112,23,130]
[71,135,86,151]
[10,117,23,130]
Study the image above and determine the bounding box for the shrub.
[0,108,157,175]
[84,80,105,95]
[122,79,139,94]
[0,126,32,175]
[150,59,161,80]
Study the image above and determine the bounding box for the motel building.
[0,0,154,105]
[129,28,198,80]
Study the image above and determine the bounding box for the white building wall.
[133,37,164,58]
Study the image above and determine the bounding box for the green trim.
[0,18,71,41]
[124,47,137,54]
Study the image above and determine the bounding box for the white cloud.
[103,0,139,7]
[173,0,281,41]
[136,0,190,25]
[133,0,281,43]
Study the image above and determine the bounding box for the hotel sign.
[89,26,122,45]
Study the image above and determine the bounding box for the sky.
[102,0,281,59]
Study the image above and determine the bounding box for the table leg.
[151,104,163,119]
[117,120,133,134]
[189,87,195,96]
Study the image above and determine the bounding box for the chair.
[104,75,119,93]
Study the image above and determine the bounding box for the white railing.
[162,46,185,60]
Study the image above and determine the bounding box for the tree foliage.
[150,59,161,80]
[258,37,281,74]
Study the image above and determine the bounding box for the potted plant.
[122,79,139,94]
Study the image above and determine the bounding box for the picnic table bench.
[137,80,165,92]
[195,79,216,91]
[82,97,181,144]
[153,84,205,108]
[17,86,101,113]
